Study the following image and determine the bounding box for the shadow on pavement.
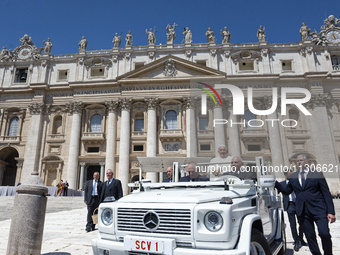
[41,253,71,255]
[286,248,294,255]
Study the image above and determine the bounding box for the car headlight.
[101,208,113,226]
[204,211,223,232]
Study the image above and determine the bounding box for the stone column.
[309,94,338,191]
[213,105,226,156]
[263,97,284,175]
[225,99,241,156]
[100,162,105,182]
[185,97,198,157]
[21,103,45,183]
[118,98,132,195]
[105,101,118,172]
[79,162,86,190]
[66,102,83,189]
[7,171,48,255]
[145,98,158,182]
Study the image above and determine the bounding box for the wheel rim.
[250,241,266,255]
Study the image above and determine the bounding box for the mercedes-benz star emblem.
[143,211,160,231]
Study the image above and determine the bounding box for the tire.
[277,215,286,255]
[250,229,272,255]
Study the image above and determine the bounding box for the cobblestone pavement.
[0,196,339,254]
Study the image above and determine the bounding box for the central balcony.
[159,129,184,142]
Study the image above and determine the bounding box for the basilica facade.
[1,16,340,194]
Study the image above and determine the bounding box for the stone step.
[0,196,85,222]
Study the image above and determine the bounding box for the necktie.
[300,171,305,188]
[92,181,97,196]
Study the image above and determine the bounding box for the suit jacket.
[100,178,123,202]
[278,180,294,211]
[84,179,102,204]
[275,170,335,216]
[179,175,210,182]
[163,178,172,182]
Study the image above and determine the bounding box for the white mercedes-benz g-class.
[92,157,286,255]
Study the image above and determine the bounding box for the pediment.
[117,55,226,81]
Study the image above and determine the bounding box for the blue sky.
[1,0,339,55]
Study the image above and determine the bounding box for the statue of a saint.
[166,23,177,44]
[112,33,121,48]
[220,27,231,44]
[183,27,192,44]
[43,38,52,54]
[205,27,216,43]
[146,28,156,45]
[257,25,266,43]
[125,30,133,47]
[79,36,87,51]
[299,22,311,41]
[0,46,10,61]
[19,34,34,46]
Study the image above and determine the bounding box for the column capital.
[28,102,45,115]
[66,101,84,114]
[99,162,105,166]
[183,96,198,109]
[79,162,86,166]
[145,97,159,110]
[120,98,132,110]
[308,93,331,108]
[105,100,119,113]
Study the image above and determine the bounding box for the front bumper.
[92,238,247,255]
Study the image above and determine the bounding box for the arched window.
[244,110,256,129]
[90,114,102,132]
[135,112,144,131]
[8,117,19,136]
[165,110,177,129]
[52,115,63,134]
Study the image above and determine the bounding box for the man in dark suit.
[84,172,101,232]
[279,169,306,251]
[229,156,256,180]
[100,169,123,202]
[179,163,209,182]
[163,166,173,182]
[275,154,336,255]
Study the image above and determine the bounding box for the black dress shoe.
[86,228,92,232]
[294,241,301,251]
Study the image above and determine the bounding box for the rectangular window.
[88,147,100,153]
[15,68,28,83]
[331,56,340,71]
[196,60,207,67]
[239,61,254,71]
[58,70,68,80]
[248,144,261,151]
[134,62,145,70]
[281,60,292,71]
[91,67,104,77]
[199,117,209,130]
[200,144,211,151]
[135,119,144,131]
[133,145,144,152]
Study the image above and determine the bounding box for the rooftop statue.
[183,27,192,44]
[0,46,12,61]
[299,22,311,41]
[257,25,266,43]
[79,36,87,51]
[19,34,35,46]
[125,31,133,47]
[112,33,121,49]
[166,23,178,44]
[146,28,156,45]
[205,27,216,44]
[221,27,231,44]
[323,15,340,29]
[43,38,53,54]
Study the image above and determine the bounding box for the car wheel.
[250,229,272,255]
[277,216,286,255]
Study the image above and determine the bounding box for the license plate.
[124,235,174,255]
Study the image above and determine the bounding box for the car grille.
[117,208,191,235]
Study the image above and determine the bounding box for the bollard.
[6,171,48,255]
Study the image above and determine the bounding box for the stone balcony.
[131,131,147,140]
[285,129,310,139]
[0,136,20,144]
[46,134,66,143]
[197,130,214,137]
[159,129,184,142]
[240,128,268,142]
[81,132,105,144]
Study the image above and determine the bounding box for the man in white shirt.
[209,145,232,178]
[84,172,101,232]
